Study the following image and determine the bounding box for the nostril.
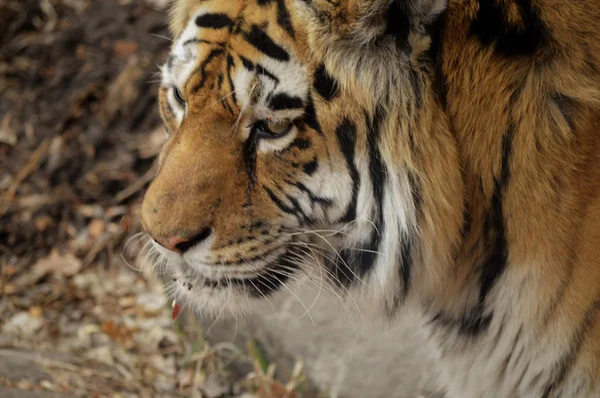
[174,227,213,253]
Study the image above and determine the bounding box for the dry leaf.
[113,40,139,57]
[103,320,119,340]
[29,306,43,318]
[33,249,82,277]
[257,381,296,398]
[3,284,17,295]
[3,264,18,276]
[88,218,106,238]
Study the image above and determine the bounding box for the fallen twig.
[0,138,50,216]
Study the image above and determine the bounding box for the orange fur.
[141,1,600,395]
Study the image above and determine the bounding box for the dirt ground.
[0,1,316,396]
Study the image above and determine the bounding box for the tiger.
[139,0,600,396]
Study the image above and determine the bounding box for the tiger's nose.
[154,228,213,254]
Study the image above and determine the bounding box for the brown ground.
[0,1,314,396]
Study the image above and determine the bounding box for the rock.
[201,372,229,398]
[85,346,114,366]
[2,312,43,337]
[33,250,82,278]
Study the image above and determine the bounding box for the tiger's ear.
[168,0,201,37]
[302,0,447,46]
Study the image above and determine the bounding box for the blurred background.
[0,1,438,397]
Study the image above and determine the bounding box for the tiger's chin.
[168,275,265,318]
[163,247,306,319]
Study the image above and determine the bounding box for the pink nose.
[155,236,188,253]
[152,228,213,254]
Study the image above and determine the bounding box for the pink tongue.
[171,302,182,321]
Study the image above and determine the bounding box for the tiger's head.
[140,0,461,316]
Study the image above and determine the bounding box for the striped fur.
[140,0,600,396]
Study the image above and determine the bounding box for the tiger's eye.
[265,121,292,135]
[173,87,186,105]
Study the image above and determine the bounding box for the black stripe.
[401,171,420,295]
[200,48,225,70]
[287,180,332,206]
[189,48,225,94]
[421,7,446,66]
[471,126,514,334]
[475,126,513,325]
[427,9,448,110]
[195,13,234,29]
[506,325,524,367]
[334,111,387,282]
[431,126,514,336]
[313,64,339,101]
[264,186,303,221]
[268,93,304,110]
[220,94,235,115]
[258,0,295,38]
[285,193,311,223]
[470,0,549,57]
[446,126,513,335]
[409,69,423,110]
[243,129,259,203]
[190,75,208,94]
[335,119,359,223]
[256,64,280,84]
[182,38,227,47]
[355,110,387,277]
[301,96,322,134]
[276,0,295,38]
[302,159,318,175]
[498,325,523,383]
[385,0,411,52]
[429,311,487,337]
[240,55,255,71]
[407,169,423,210]
[226,53,238,107]
[290,138,311,150]
[244,25,290,61]
[237,251,300,297]
[332,249,356,286]
[367,111,386,223]
[460,202,473,240]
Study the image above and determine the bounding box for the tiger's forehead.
[161,0,309,122]
[163,0,242,89]
[162,0,300,84]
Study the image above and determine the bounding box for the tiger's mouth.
[161,244,307,316]
[175,251,299,297]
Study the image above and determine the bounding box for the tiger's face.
[140,0,443,315]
